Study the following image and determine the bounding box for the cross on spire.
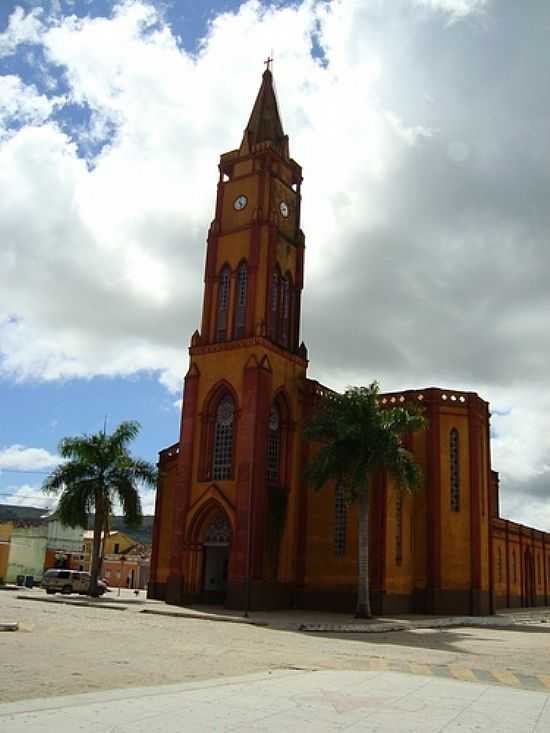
[264,54,273,72]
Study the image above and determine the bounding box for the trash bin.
[24,575,34,588]
[16,575,25,586]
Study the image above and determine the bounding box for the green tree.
[43,421,157,597]
[305,383,426,618]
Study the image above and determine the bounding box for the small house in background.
[81,529,136,571]
[102,543,151,589]
[5,517,82,584]
[65,529,150,588]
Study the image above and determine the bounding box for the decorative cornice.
[189,335,308,367]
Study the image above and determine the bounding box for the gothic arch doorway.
[200,510,232,604]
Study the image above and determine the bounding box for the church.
[149,68,550,616]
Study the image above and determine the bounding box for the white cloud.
[0,7,44,56]
[140,489,156,515]
[414,0,489,20]
[0,484,56,511]
[0,0,549,529]
[0,76,63,139]
[0,445,60,471]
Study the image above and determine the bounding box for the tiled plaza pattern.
[344,657,550,693]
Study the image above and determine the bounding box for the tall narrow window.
[450,428,460,512]
[212,394,234,480]
[280,276,290,348]
[396,493,403,566]
[216,266,231,342]
[234,263,248,339]
[512,549,517,584]
[334,483,347,557]
[269,270,279,341]
[267,404,281,485]
[497,547,503,582]
[537,555,542,585]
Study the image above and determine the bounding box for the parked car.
[41,569,107,596]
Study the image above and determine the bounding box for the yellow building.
[81,530,135,572]
[149,68,550,615]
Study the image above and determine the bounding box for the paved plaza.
[1,669,550,732]
[2,588,550,730]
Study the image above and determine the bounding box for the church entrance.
[200,511,231,604]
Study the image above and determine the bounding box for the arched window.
[216,266,231,342]
[269,269,280,341]
[267,404,281,485]
[450,428,460,512]
[396,493,403,566]
[234,263,248,339]
[334,483,347,557]
[203,512,231,545]
[212,394,234,481]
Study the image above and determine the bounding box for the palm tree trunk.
[355,489,372,618]
[100,514,110,578]
[90,491,104,597]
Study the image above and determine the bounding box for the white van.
[41,569,107,596]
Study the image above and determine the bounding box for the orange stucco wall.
[492,519,550,608]
[439,411,471,591]
[0,522,12,582]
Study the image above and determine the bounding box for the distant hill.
[0,504,48,522]
[104,515,154,545]
[0,505,154,545]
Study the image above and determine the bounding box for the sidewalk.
[138,602,550,633]
[12,587,550,634]
[1,669,549,732]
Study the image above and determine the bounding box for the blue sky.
[0,0,263,510]
[1,0,549,526]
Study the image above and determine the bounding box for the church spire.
[240,66,289,160]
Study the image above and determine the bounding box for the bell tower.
[162,67,309,609]
[199,66,305,352]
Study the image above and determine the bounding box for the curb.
[140,608,268,626]
[16,595,127,611]
[298,616,527,634]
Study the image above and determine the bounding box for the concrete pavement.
[2,669,550,732]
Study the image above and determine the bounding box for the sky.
[0,0,549,527]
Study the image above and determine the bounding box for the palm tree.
[43,420,157,597]
[305,382,426,618]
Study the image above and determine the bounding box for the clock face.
[234,195,248,211]
[279,201,289,218]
